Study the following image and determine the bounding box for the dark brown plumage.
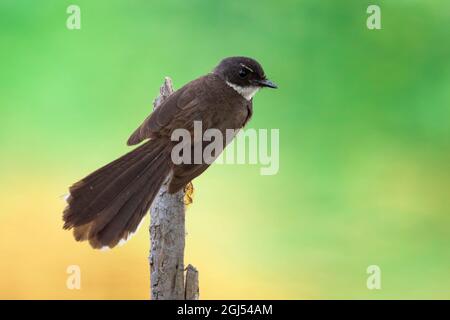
[63,56,277,249]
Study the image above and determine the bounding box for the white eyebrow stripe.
[240,63,254,73]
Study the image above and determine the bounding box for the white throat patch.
[226,81,260,101]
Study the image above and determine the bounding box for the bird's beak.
[256,79,278,89]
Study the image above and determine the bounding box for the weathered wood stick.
[148,77,199,300]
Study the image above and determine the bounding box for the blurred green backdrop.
[0,0,449,299]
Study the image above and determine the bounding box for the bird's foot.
[184,182,194,206]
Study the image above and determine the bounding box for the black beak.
[256,79,278,89]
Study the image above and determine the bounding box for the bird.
[62,56,277,249]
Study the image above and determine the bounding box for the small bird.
[63,56,277,249]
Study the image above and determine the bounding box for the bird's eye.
[238,68,248,78]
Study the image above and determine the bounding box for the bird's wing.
[127,82,202,145]
[126,74,251,193]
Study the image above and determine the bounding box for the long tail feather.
[63,139,171,249]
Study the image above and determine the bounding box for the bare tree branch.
[148,77,199,300]
[185,264,199,300]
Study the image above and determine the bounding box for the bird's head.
[213,56,277,100]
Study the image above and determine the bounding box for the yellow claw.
[184,182,194,206]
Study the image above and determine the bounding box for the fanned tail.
[63,139,171,249]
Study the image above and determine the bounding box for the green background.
[0,0,449,299]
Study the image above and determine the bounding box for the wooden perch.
[148,77,199,300]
